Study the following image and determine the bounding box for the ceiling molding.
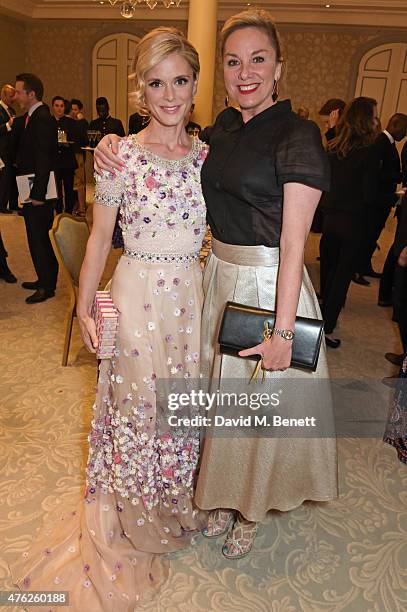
[0,0,35,18]
[218,1,407,27]
[0,1,406,28]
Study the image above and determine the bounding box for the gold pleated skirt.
[195,238,338,521]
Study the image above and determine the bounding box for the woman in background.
[320,97,380,347]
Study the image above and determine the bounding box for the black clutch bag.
[218,301,324,372]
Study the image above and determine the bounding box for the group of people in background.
[0,77,203,300]
[0,76,91,302]
[297,95,407,371]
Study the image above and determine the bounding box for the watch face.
[282,330,294,340]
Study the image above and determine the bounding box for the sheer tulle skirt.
[12,256,207,610]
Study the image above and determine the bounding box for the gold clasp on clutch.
[249,321,273,384]
[263,321,272,341]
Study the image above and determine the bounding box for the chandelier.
[105,0,182,19]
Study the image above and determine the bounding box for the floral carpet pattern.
[0,211,406,612]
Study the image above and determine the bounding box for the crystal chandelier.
[106,0,182,19]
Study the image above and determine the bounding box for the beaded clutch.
[91,291,119,359]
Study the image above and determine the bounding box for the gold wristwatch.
[273,328,295,341]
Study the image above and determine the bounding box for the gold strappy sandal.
[202,509,236,539]
[222,515,258,559]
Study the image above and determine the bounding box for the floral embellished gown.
[14,136,209,611]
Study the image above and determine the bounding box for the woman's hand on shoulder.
[94,134,125,175]
[77,310,98,353]
[239,335,292,371]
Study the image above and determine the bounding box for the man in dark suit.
[360,113,407,283]
[51,96,78,214]
[89,97,125,139]
[128,111,150,135]
[0,230,17,283]
[0,84,18,214]
[14,73,58,304]
[185,104,201,137]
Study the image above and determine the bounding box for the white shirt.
[28,101,43,117]
[383,129,395,145]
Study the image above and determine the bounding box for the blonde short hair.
[130,27,200,116]
[220,8,284,64]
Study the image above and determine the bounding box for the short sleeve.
[275,119,330,192]
[93,168,124,208]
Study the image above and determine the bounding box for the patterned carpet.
[0,209,406,612]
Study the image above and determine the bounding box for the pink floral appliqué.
[145,175,159,190]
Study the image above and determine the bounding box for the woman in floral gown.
[13,27,207,611]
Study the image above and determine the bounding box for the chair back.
[49,214,89,288]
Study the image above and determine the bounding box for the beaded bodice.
[94,136,208,255]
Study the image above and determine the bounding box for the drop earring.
[272,80,279,102]
[224,95,229,107]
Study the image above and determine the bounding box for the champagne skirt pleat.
[195,239,338,521]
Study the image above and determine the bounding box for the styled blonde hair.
[129,27,200,116]
[220,8,284,63]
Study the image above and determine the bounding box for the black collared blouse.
[201,100,330,247]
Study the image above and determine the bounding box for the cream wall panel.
[97,39,117,60]
[92,33,140,129]
[359,76,387,114]
[24,21,103,116]
[0,15,25,91]
[95,65,118,117]
[365,49,391,71]
[356,43,407,126]
[396,79,407,113]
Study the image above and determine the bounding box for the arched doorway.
[92,33,140,131]
[355,42,407,128]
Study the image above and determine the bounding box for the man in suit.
[128,111,150,135]
[51,96,78,214]
[0,230,17,283]
[360,113,407,283]
[0,84,19,214]
[185,104,201,137]
[14,73,58,304]
[89,97,125,140]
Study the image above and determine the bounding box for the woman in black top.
[94,9,338,560]
[320,97,380,345]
